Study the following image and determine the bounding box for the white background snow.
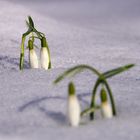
[0,0,140,139]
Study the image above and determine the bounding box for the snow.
[0,0,140,139]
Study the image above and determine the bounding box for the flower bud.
[40,37,51,70]
[67,82,81,127]
[28,40,39,68]
[100,88,113,119]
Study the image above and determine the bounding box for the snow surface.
[0,0,140,139]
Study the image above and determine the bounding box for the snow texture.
[0,0,140,139]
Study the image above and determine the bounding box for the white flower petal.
[68,96,81,127]
[29,49,39,68]
[101,102,113,119]
[40,47,49,70]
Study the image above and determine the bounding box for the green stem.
[33,29,43,39]
[103,80,116,116]
[90,79,101,120]
[39,32,45,37]
[19,36,26,70]
[89,77,116,120]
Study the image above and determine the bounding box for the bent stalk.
[19,36,26,70]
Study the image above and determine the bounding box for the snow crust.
[0,0,140,139]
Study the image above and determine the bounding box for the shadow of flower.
[38,106,67,125]
[18,96,65,112]
[0,55,30,70]
[18,93,91,112]
[18,93,91,125]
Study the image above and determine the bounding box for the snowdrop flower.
[40,37,51,70]
[100,88,113,119]
[67,82,81,127]
[28,39,39,68]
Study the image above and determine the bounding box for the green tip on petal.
[100,88,108,103]
[28,39,34,50]
[68,82,75,96]
[41,37,48,48]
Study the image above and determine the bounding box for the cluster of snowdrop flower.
[19,17,134,127]
[19,16,51,70]
[54,64,134,127]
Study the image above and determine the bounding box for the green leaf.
[26,17,42,39]
[54,64,135,84]
[81,106,100,117]
[28,16,34,28]
[54,65,101,84]
[103,64,135,79]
